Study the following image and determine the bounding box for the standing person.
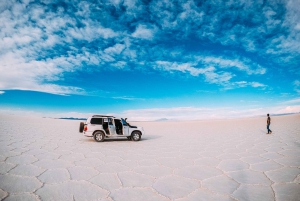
[267,114,272,134]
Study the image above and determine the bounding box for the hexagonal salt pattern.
[0,174,42,194]
[153,175,200,199]
[110,188,169,201]
[0,114,300,200]
[176,189,234,201]
[35,181,108,201]
[0,189,7,200]
[232,185,274,201]
[202,175,239,194]
[118,171,154,187]
[3,193,40,201]
[265,167,300,183]
[89,173,122,191]
[38,169,70,183]
[273,183,300,201]
[8,164,45,177]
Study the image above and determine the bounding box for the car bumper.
[83,131,93,137]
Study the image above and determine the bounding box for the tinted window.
[108,118,113,125]
[121,118,127,126]
[115,119,122,127]
[90,118,102,125]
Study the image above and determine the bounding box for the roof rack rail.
[92,115,115,118]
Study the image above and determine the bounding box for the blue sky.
[0,0,300,120]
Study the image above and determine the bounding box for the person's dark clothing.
[267,116,272,134]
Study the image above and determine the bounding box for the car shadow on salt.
[79,135,161,143]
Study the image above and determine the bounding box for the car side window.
[90,118,102,125]
[121,118,127,126]
[114,119,122,127]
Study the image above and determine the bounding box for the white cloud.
[122,107,220,121]
[120,106,272,121]
[277,105,300,114]
[204,71,233,84]
[294,80,300,93]
[109,0,122,6]
[1,103,299,121]
[112,96,144,101]
[250,82,267,88]
[104,43,125,55]
[155,61,214,76]
[153,56,267,89]
[197,56,266,75]
[132,24,156,40]
[123,0,138,9]
[0,0,296,97]
[0,51,87,95]
[0,91,5,94]
[229,81,267,90]
[282,98,300,104]
[0,1,117,95]
[236,81,247,86]
[67,23,118,42]
[294,80,300,86]
[111,61,127,68]
[0,107,94,119]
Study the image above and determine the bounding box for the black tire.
[131,131,141,141]
[127,136,132,140]
[94,131,105,142]
[79,122,84,133]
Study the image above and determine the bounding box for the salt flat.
[0,114,299,201]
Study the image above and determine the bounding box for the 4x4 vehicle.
[79,115,144,142]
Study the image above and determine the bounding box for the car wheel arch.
[131,130,142,135]
[93,130,106,136]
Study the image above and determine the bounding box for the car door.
[108,118,116,135]
[121,118,129,135]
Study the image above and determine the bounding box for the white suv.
[79,115,144,142]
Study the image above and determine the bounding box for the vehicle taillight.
[84,126,87,131]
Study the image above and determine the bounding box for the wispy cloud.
[0,51,86,95]
[281,97,300,104]
[1,104,299,121]
[153,55,266,89]
[132,24,156,40]
[0,91,5,95]
[122,107,227,121]
[154,61,213,76]
[294,80,300,93]
[0,0,298,95]
[222,81,267,90]
[120,106,275,121]
[112,96,145,101]
[196,56,266,75]
[276,105,300,114]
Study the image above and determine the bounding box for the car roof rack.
[92,115,115,118]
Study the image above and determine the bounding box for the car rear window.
[90,118,102,125]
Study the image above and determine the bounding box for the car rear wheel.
[79,122,84,133]
[94,131,105,142]
[131,131,141,141]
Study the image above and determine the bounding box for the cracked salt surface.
[3,193,40,201]
[0,114,299,200]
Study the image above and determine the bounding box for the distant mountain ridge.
[155,118,171,122]
[57,117,87,120]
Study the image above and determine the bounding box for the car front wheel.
[131,131,141,141]
[94,131,105,142]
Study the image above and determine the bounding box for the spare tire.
[79,122,84,133]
